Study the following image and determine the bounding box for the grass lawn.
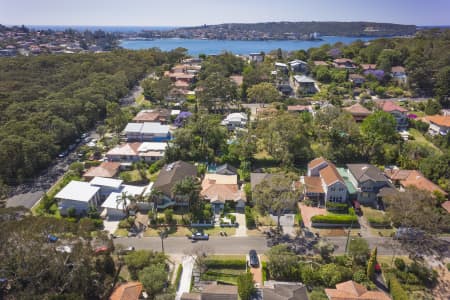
[378,255,412,267]
[208,255,246,260]
[135,94,152,106]
[201,256,247,285]
[408,128,442,153]
[144,226,193,237]
[203,227,236,236]
[147,170,160,182]
[120,170,145,183]
[114,228,129,237]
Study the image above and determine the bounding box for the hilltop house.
[377,100,408,131]
[425,115,450,136]
[333,58,357,70]
[110,282,143,300]
[343,103,372,122]
[249,52,264,63]
[293,75,317,94]
[289,59,308,73]
[124,122,171,142]
[275,62,289,74]
[152,161,198,208]
[287,105,313,114]
[220,112,248,130]
[262,281,309,300]
[391,66,407,85]
[55,181,101,216]
[346,164,392,207]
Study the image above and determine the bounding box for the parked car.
[55,245,73,254]
[249,249,259,268]
[47,234,58,243]
[191,232,209,240]
[394,227,424,240]
[94,246,109,254]
[58,151,68,158]
[118,246,135,254]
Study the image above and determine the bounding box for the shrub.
[164,209,174,224]
[353,269,368,283]
[326,202,349,213]
[229,214,236,224]
[245,206,256,229]
[149,159,164,174]
[84,160,101,168]
[367,216,391,228]
[118,219,131,229]
[394,258,406,271]
[387,275,409,300]
[67,207,77,218]
[204,259,246,269]
[311,214,358,225]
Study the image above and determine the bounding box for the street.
[113,236,427,256]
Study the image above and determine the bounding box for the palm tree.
[172,177,201,213]
[116,192,137,218]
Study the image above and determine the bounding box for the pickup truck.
[191,232,209,240]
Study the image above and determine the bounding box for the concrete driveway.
[103,220,120,234]
[271,214,296,236]
[232,213,247,237]
[176,256,195,300]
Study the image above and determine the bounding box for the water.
[120,36,377,55]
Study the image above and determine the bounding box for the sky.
[1,0,450,27]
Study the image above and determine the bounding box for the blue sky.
[1,0,449,26]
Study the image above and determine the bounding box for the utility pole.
[344,218,355,255]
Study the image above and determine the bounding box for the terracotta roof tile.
[442,201,450,213]
[425,115,450,127]
[301,176,325,194]
[344,103,371,116]
[83,162,121,179]
[377,101,407,113]
[401,170,447,195]
[320,163,344,186]
[307,157,328,170]
[325,281,391,300]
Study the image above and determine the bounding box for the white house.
[106,142,167,163]
[426,115,450,136]
[137,142,167,162]
[90,177,123,199]
[124,122,171,142]
[101,184,151,219]
[221,113,248,130]
[249,52,264,63]
[55,181,100,216]
[289,59,308,73]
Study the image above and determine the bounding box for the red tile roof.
[307,157,328,170]
[344,103,371,116]
[325,280,391,300]
[377,100,407,113]
[426,115,450,127]
[287,105,310,112]
[391,66,405,73]
[442,201,450,213]
[320,163,344,186]
[302,176,325,194]
[83,162,121,179]
[401,170,447,196]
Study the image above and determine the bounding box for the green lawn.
[119,170,146,183]
[114,228,129,237]
[135,94,152,107]
[200,256,247,285]
[408,128,442,153]
[203,226,236,236]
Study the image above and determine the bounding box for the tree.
[361,111,398,144]
[142,77,173,105]
[253,174,299,230]
[237,272,255,300]
[424,99,442,115]
[315,240,335,262]
[184,244,213,277]
[266,244,298,281]
[105,102,128,136]
[318,263,342,287]
[172,176,201,215]
[197,72,237,112]
[96,125,107,139]
[435,66,450,107]
[247,82,280,105]
[138,264,168,299]
[348,237,369,265]
[124,250,167,280]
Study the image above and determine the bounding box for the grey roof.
[153,161,197,197]
[215,164,238,175]
[141,122,170,134]
[250,173,274,190]
[124,123,143,133]
[55,181,100,202]
[294,75,315,83]
[262,282,308,300]
[346,164,390,183]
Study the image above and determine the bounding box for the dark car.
[191,232,209,240]
[58,151,68,158]
[249,250,259,268]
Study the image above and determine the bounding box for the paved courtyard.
[299,203,326,228]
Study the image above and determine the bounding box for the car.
[191,232,209,240]
[83,137,92,143]
[58,151,68,158]
[87,141,96,147]
[249,249,259,268]
[55,245,73,253]
[118,246,135,254]
[94,246,109,254]
[47,234,58,243]
[80,133,89,139]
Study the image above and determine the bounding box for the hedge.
[311,214,358,224]
[326,202,349,213]
[205,259,246,269]
[245,206,256,229]
[387,275,409,300]
[368,217,391,228]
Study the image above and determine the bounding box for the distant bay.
[120,36,378,55]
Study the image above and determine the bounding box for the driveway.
[232,213,247,237]
[103,220,120,234]
[247,254,263,288]
[299,204,326,228]
[176,256,195,300]
[270,214,296,236]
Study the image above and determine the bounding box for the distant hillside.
[142,21,417,40]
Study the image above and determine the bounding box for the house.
[275,62,289,74]
[361,64,377,71]
[262,281,309,300]
[55,181,101,216]
[343,103,372,122]
[153,161,198,208]
[391,66,407,85]
[333,58,357,70]
[314,60,329,67]
[293,75,316,94]
[325,280,391,300]
[101,184,150,219]
[376,100,408,131]
[124,122,171,142]
[210,163,238,175]
[201,174,246,212]
[181,284,238,300]
[106,143,141,162]
[83,162,121,181]
[305,157,348,204]
[132,109,171,124]
[109,281,143,300]
[289,59,308,73]
[220,112,248,130]
[287,105,313,114]
[137,142,167,162]
[384,168,447,197]
[296,176,324,202]
[90,177,123,200]
[249,52,264,63]
[349,74,366,86]
[251,172,274,191]
[425,115,450,136]
[442,201,450,214]
[346,164,392,206]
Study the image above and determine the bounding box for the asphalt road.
[113,236,425,256]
